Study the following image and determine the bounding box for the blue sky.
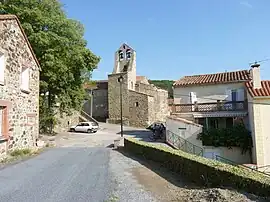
[61,0,270,81]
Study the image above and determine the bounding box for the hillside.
[149,80,174,98]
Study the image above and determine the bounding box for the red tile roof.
[173,70,251,87]
[0,15,40,67]
[245,80,270,97]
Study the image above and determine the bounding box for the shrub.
[124,138,270,197]
[197,123,253,154]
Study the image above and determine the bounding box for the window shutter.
[226,89,232,101]
[190,92,197,103]
[21,67,30,90]
[237,88,245,101]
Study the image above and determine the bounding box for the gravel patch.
[108,149,158,202]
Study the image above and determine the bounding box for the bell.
[119,50,124,60]
[126,51,131,59]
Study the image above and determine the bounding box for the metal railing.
[173,101,247,113]
[215,155,270,177]
[80,110,99,124]
[166,130,203,156]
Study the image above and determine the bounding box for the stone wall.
[92,88,108,120]
[128,90,150,127]
[0,140,7,159]
[107,73,130,124]
[136,82,169,123]
[53,109,80,133]
[0,18,39,151]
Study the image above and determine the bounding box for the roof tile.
[245,80,270,97]
[173,70,251,87]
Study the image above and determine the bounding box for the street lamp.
[118,75,124,137]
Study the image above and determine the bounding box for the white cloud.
[240,1,253,8]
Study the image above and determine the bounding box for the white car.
[70,122,99,133]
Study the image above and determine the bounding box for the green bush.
[124,138,270,197]
[197,123,253,154]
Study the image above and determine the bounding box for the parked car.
[69,121,99,133]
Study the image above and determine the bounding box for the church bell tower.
[112,43,136,90]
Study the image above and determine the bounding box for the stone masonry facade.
[85,43,169,128]
[0,15,40,158]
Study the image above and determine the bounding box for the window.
[226,118,233,128]
[0,52,5,84]
[118,50,124,60]
[123,64,128,72]
[135,102,139,107]
[231,90,237,101]
[126,49,131,60]
[209,118,218,129]
[21,66,30,92]
[77,123,84,126]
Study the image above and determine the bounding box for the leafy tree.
[149,80,174,98]
[0,0,100,132]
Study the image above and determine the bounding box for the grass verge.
[0,143,54,165]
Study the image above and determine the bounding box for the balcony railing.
[172,101,247,113]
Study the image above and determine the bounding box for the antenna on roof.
[249,58,270,66]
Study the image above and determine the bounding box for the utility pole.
[90,89,93,117]
[118,75,124,137]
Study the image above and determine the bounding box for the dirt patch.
[130,164,269,202]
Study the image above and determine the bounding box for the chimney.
[251,63,261,89]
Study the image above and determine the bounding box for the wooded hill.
[148,80,174,98]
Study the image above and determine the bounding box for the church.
[84,43,169,127]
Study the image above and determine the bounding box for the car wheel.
[93,131,97,133]
[70,128,75,132]
[87,129,92,133]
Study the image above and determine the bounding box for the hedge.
[124,138,270,197]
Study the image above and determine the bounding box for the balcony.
[172,101,247,113]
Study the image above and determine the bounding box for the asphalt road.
[0,147,114,202]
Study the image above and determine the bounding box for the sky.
[61,0,270,81]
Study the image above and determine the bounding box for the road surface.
[0,123,162,202]
[0,123,267,202]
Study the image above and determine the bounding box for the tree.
[1,0,100,132]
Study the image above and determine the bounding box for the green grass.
[10,148,31,157]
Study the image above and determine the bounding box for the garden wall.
[204,146,252,164]
[124,138,270,197]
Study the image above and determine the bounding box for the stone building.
[0,15,40,157]
[84,43,169,127]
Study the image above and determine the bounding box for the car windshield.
[91,122,98,126]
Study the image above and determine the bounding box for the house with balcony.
[167,68,257,164]
[172,69,251,130]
